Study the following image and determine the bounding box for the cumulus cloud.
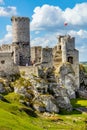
[69,29,87,38]
[31,3,87,31]
[0,25,12,44]
[64,3,87,25]
[31,4,64,31]
[31,33,58,47]
[0,6,17,16]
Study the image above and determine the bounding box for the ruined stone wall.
[41,47,53,67]
[0,52,39,76]
[31,46,42,63]
[0,52,15,76]
[11,43,20,65]
[53,44,62,68]
[59,35,75,63]
[0,44,12,52]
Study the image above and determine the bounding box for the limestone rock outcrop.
[0,78,12,94]
[33,95,59,113]
[48,83,72,111]
[0,83,6,94]
[0,62,79,113]
[57,63,76,99]
[78,64,87,99]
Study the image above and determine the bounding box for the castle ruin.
[0,16,79,88]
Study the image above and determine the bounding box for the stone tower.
[11,16,30,66]
[58,35,79,89]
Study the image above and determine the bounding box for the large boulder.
[45,67,56,82]
[0,83,6,94]
[48,83,72,111]
[64,74,76,99]
[33,95,59,113]
[29,75,48,94]
[33,100,46,113]
[0,78,12,94]
[78,90,87,99]
[56,63,76,99]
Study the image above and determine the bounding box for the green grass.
[71,98,87,107]
[0,94,87,130]
[82,63,87,72]
[84,64,87,72]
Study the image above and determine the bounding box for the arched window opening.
[67,56,73,64]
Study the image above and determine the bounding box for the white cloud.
[64,3,87,25]
[0,0,4,4]
[0,25,12,44]
[35,31,40,34]
[31,3,87,31]
[0,6,17,16]
[77,43,87,62]
[31,4,64,31]
[69,29,87,38]
[31,33,58,47]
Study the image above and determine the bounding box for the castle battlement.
[58,35,75,44]
[11,16,30,22]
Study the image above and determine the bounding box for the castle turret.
[11,16,30,66]
[11,16,30,43]
[58,35,75,63]
[58,35,79,89]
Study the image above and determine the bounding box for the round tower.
[11,16,30,66]
[11,16,30,43]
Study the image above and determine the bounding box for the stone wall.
[0,52,15,76]
[31,46,42,63]
[53,44,62,68]
[0,53,39,77]
[41,47,53,67]
[0,44,12,52]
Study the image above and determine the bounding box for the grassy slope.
[82,63,87,72]
[84,64,87,72]
[0,93,87,130]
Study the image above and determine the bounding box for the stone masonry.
[0,16,79,90]
[53,35,79,89]
[11,16,30,66]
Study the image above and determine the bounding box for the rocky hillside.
[78,64,87,98]
[0,62,80,113]
[0,62,87,130]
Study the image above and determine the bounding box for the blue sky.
[0,0,87,61]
